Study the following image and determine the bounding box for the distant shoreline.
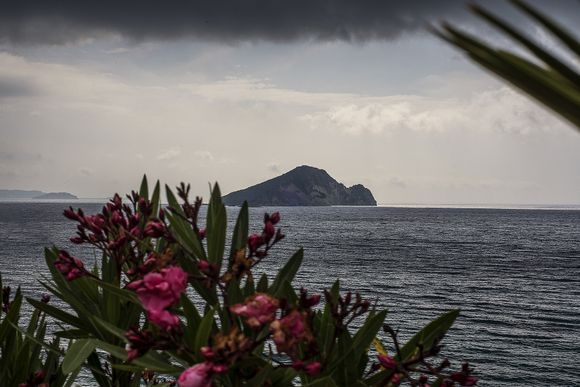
[1,199,578,211]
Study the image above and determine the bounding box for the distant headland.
[0,190,78,200]
[223,165,376,207]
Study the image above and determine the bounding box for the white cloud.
[193,150,214,161]
[302,87,571,135]
[156,147,181,161]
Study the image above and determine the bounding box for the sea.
[0,201,579,386]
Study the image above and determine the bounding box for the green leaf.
[91,316,129,341]
[510,0,580,57]
[151,180,161,217]
[470,3,580,86]
[352,310,387,356]
[399,309,460,361]
[139,174,149,199]
[95,340,180,373]
[0,288,22,343]
[27,298,85,330]
[229,201,249,265]
[62,339,97,374]
[206,183,227,267]
[303,376,339,386]
[93,278,140,304]
[165,211,206,260]
[194,309,215,358]
[54,329,91,339]
[180,295,202,350]
[256,273,268,292]
[270,248,303,297]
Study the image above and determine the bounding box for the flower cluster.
[60,192,171,280]
[54,250,87,281]
[247,212,284,258]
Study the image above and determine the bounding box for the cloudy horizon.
[1,0,579,205]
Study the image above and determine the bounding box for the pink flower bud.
[178,362,213,387]
[211,364,228,374]
[111,210,126,227]
[198,228,206,239]
[269,212,281,225]
[63,207,78,221]
[263,221,275,241]
[144,220,166,238]
[54,251,86,281]
[304,362,321,376]
[70,236,84,244]
[198,260,210,272]
[248,234,263,252]
[391,373,401,385]
[200,346,214,360]
[310,294,321,305]
[378,354,397,369]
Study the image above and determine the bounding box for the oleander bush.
[5,176,476,387]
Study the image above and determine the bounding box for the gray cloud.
[0,76,38,98]
[0,0,491,45]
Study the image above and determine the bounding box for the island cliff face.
[223,166,377,206]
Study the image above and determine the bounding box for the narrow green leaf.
[62,339,97,374]
[399,309,460,361]
[256,273,268,292]
[270,248,303,297]
[352,310,387,356]
[207,183,227,267]
[470,3,580,86]
[139,174,149,199]
[303,376,339,386]
[151,180,161,217]
[510,0,580,57]
[27,298,85,329]
[194,310,215,357]
[229,201,249,265]
[91,316,129,341]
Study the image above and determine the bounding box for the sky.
[1,0,579,205]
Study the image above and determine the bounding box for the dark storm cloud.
[2,1,578,45]
[0,0,471,45]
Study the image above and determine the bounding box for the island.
[0,190,78,200]
[223,165,377,207]
[33,192,78,200]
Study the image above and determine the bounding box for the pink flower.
[230,293,279,328]
[270,310,307,352]
[54,251,86,281]
[378,354,397,370]
[127,266,187,330]
[178,362,213,387]
[148,309,181,330]
[129,267,187,312]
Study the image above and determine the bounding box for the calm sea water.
[0,202,579,386]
